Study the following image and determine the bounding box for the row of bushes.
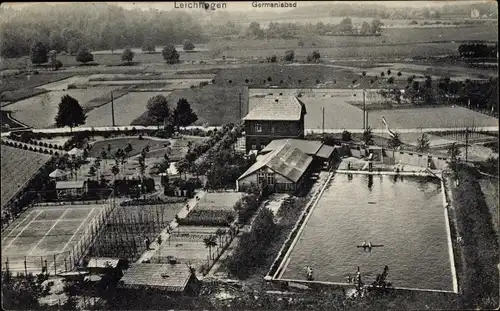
[225,208,278,279]
[1,140,61,155]
[112,178,156,197]
[452,164,499,309]
[3,138,64,150]
[177,210,235,227]
[121,196,185,206]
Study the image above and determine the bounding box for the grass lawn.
[3,87,120,128]
[0,111,28,130]
[88,136,171,158]
[146,136,209,161]
[85,91,169,127]
[131,85,248,126]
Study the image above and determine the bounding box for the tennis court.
[1,203,108,274]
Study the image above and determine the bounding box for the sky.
[2,1,488,12]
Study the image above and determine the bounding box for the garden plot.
[3,87,119,128]
[85,92,171,127]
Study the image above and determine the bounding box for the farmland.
[85,92,171,127]
[132,85,249,126]
[2,87,120,128]
[0,145,52,210]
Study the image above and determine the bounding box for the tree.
[338,17,353,32]
[371,19,383,34]
[284,50,295,62]
[360,21,371,35]
[121,48,135,64]
[387,132,402,149]
[447,143,461,165]
[397,71,402,76]
[145,95,171,129]
[363,127,374,145]
[2,272,42,310]
[422,8,431,19]
[341,130,352,141]
[270,55,277,62]
[416,133,430,153]
[30,41,48,64]
[215,228,226,247]
[203,235,217,262]
[48,50,57,70]
[387,77,395,84]
[183,39,195,51]
[162,44,179,64]
[173,98,198,129]
[55,95,87,130]
[307,50,321,63]
[142,37,156,53]
[49,31,65,52]
[111,165,120,183]
[75,47,94,64]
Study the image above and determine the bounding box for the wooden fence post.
[53,255,57,275]
[64,258,67,272]
[24,256,27,276]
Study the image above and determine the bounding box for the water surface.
[282,174,453,291]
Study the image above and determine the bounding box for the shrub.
[43,149,49,154]
[387,77,395,84]
[362,71,366,76]
[43,142,48,147]
[48,144,53,149]
[387,69,391,75]
[381,72,385,77]
[397,71,402,76]
[178,210,235,227]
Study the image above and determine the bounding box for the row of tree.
[245,18,383,39]
[458,43,498,59]
[0,3,204,58]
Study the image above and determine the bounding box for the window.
[271,125,275,133]
[255,123,262,132]
[267,174,275,185]
[257,172,265,184]
[252,144,257,150]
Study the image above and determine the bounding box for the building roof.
[316,145,336,159]
[56,180,85,189]
[49,169,68,178]
[242,96,306,121]
[260,139,323,155]
[238,142,313,183]
[86,257,122,269]
[119,263,193,292]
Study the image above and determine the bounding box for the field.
[85,92,171,127]
[1,145,52,211]
[132,85,248,126]
[2,87,120,128]
[1,204,105,273]
[146,136,209,161]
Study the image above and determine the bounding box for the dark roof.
[242,96,305,121]
[120,263,193,291]
[56,180,85,189]
[316,145,336,159]
[238,142,313,182]
[260,139,323,155]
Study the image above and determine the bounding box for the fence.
[68,191,116,270]
[2,251,71,276]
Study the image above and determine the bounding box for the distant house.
[471,9,480,18]
[55,180,87,197]
[237,142,313,194]
[260,139,338,170]
[117,263,200,300]
[243,95,306,153]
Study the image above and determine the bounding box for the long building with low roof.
[237,141,313,193]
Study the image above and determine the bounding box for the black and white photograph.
[0,1,498,310]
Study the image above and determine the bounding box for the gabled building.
[242,95,306,153]
[260,139,338,170]
[237,142,313,194]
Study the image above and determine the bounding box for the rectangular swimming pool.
[280,174,454,292]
